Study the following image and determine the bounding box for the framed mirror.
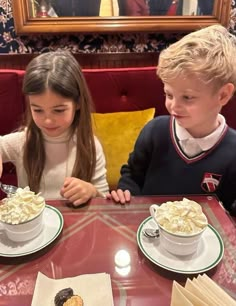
[12,0,231,34]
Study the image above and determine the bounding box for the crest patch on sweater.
[201,173,222,192]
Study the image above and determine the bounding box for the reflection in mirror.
[13,0,231,34]
[149,0,214,16]
[120,0,214,16]
[33,0,102,17]
[31,0,214,18]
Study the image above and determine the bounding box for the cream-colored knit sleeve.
[91,136,109,194]
[0,131,25,164]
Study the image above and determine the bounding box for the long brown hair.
[22,51,96,193]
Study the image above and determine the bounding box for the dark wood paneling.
[0,53,159,70]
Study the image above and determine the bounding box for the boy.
[108,24,236,216]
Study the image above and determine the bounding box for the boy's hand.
[60,177,97,207]
[106,189,131,204]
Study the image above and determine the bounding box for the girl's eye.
[32,109,43,113]
[54,109,66,113]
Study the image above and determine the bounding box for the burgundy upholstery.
[0,70,25,135]
[83,67,167,116]
[1,67,236,198]
[0,70,26,198]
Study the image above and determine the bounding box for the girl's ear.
[219,83,235,106]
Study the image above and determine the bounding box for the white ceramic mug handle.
[149,204,159,225]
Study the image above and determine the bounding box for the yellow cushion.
[92,108,155,189]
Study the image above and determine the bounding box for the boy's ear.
[219,83,235,106]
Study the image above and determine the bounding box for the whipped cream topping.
[155,198,208,235]
[0,187,45,224]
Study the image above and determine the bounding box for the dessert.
[0,186,45,224]
[155,198,208,235]
[54,288,83,306]
[54,288,74,306]
[63,296,84,306]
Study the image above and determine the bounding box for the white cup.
[149,204,207,256]
[0,207,45,243]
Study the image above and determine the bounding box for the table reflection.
[114,249,131,276]
[33,0,215,17]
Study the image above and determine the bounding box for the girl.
[0,51,109,206]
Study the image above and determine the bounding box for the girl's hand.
[60,177,97,206]
[106,189,131,204]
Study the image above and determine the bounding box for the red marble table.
[0,195,235,305]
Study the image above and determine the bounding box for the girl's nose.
[44,117,53,124]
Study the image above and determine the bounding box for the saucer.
[0,205,63,257]
[137,216,224,274]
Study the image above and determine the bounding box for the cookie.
[63,295,84,306]
[54,288,74,306]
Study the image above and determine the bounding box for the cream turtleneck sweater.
[0,130,109,200]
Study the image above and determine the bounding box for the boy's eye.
[183,95,194,100]
[164,93,173,99]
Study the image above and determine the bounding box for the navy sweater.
[118,116,236,215]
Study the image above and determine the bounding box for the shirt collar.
[175,114,226,151]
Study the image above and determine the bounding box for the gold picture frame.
[12,0,231,34]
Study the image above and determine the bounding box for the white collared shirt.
[175,114,226,157]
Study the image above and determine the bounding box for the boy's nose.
[170,99,180,110]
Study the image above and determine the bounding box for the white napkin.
[31,272,114,306]
[171,274,236,306]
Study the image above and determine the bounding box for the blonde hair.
[22,51,96,193]
[157,25,236,91]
